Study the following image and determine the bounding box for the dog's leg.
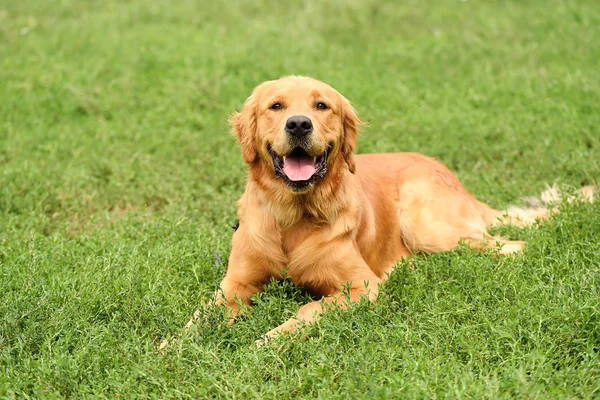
[401,181,597,256]
[179,273,266,337]
[207,225,284,326]
[161,257,270,351]
[258,280,379,345]
[399,179,529,254]
[465,236,525,255]
[215,277,265,322]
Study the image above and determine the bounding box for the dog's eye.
[316,102,329,110]
[270,102,283,110]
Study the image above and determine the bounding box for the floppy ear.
[340,96,364,174]
[230,94,259,164]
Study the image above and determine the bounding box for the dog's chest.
[278,219,339,297]
[280,219,320,255]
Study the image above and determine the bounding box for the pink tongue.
[283,156,317,181]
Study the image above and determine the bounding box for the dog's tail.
[484,184,596,228]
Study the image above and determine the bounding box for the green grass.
[1,0,599,398]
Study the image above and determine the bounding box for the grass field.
[1,0,600,398]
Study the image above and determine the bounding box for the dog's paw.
[158,338,170,352]
[254,328,285,348]
[184,309,202,330]
[185,307,230,331]
[254,336,273,348]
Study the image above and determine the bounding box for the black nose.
[285,116,313,137]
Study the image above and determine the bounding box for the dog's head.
[231,76,363,193]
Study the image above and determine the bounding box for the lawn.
[1,0,599,398]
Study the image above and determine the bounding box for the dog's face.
[232,76,362,193]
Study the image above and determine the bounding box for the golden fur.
[215,76,595,343]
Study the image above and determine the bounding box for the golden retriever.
[215,76,595,344]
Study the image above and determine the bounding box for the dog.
[214,76,595,344]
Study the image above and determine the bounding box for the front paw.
[254,335,273,348]
[184,309,202,330]
[185,304,235,331]
[254,328,284,348]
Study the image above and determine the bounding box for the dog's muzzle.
[269,146,328,192]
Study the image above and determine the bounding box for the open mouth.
[269,146,328,191]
